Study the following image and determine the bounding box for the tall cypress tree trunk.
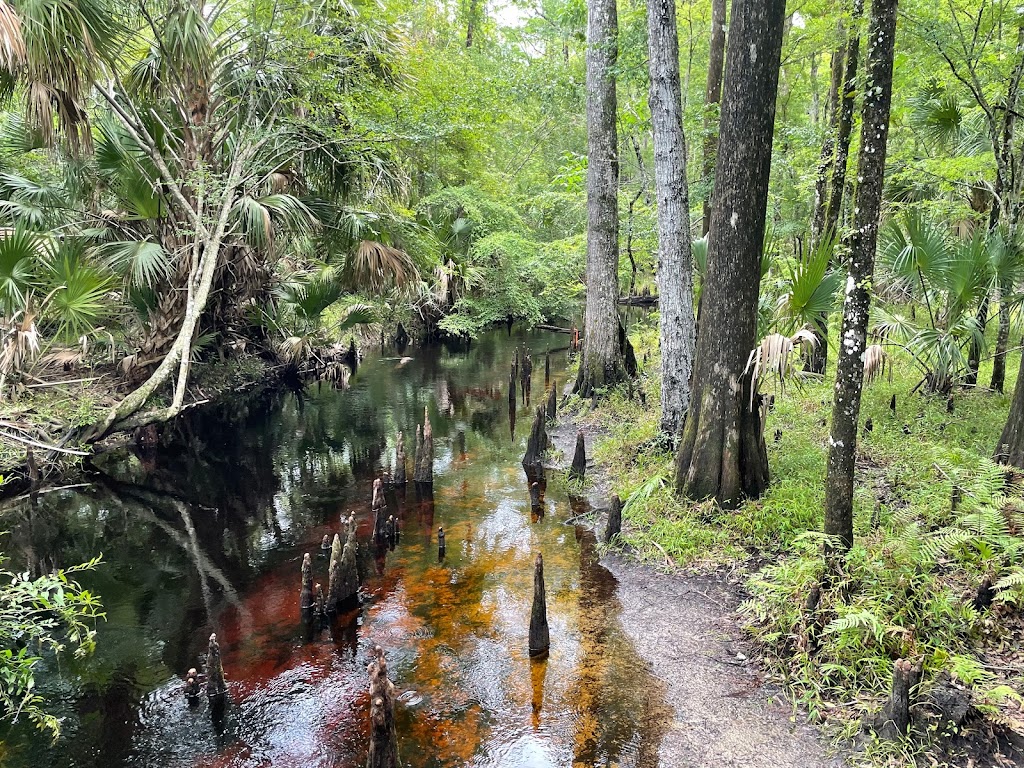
[674,0,787,508]
[700,0,727,237]
[647,0,695,437]
[991,297,1010,392]
[823,0,863,243]
[810,42,845,247]
[576,0,623,397]
[806,39,846,375]
[823,0,898,553]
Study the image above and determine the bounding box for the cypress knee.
[206,633,227,699]
[522,406,548,476]
[545,351,550,386]
[529,481,542,510]
[367,646,399,768]
[394,432,406,486]
[509,365,517,405]
[300,552,313,611]
[414,408,433,485]
[546,384,557,420]
[529,554,550,658]
[875,657,922,739]
[438,526,446,559]
[569,431,586,482]
[372,478,387,542]
[604,494,622,543]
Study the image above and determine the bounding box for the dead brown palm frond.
[0,307,41,396]
[279,335,313,365]
[0,1,26,72]
[863,344,890,385]
[745,329,820,410]
[322,360,350,389]
[346,240,419,293]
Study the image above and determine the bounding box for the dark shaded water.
[0,328,669,768]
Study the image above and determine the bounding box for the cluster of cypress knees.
[183,352,630,767]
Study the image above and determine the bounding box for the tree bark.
[647,0,696,437]
[674,0,786,508]
[576,0,623,397]
[700,0,727,237]
[823,0,898,553]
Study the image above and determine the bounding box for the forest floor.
[549,322,1024,768]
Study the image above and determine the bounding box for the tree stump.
[604,494,622,544]
[413,408,433,485]
[394,431,406,486]
[874,657,923,739]
[546,384,557,420]
[367,646,399,768]
[522,406,548,477]
[206,633,227,699]
[529,554,550,658]
[300,552,313,611]
[569,431,586,482]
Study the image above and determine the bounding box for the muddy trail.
[1,327,838,768]
[546,420,841,768]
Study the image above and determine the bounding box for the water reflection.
[0,327,669,768]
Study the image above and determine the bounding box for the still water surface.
[1,328,669,767]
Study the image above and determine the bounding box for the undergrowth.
[575,315,1024,762]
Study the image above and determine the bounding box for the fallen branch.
[0,430,89,455]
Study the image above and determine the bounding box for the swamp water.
[1,328,670,768]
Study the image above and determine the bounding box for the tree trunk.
[647,0,696,437]
[700,0,727,237]
[810,41,845,247]
[823,0,898,553]
[805,32,847,376]
[674,0,786,508]
[991,291,1010,392]
[966,294,988,387]
[576,0,623,396]
[996,345,1024,466]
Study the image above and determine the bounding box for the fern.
[824,609,887,644]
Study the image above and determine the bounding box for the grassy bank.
[569,317,1024,764]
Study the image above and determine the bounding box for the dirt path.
[549,419,844,767]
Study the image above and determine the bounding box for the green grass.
[576,317,1024,760]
